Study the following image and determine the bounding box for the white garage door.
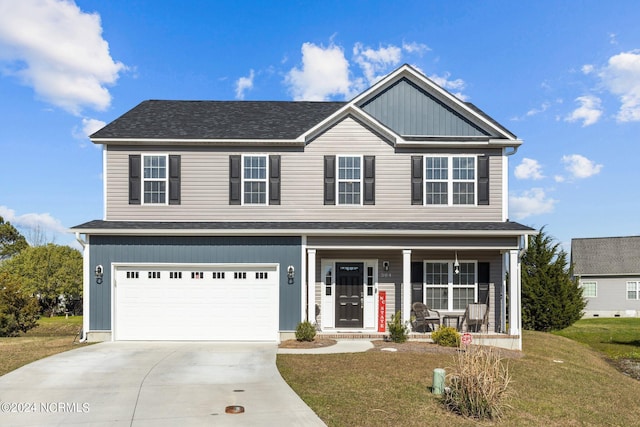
[114,264,279,341]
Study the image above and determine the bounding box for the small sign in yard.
[461,333,472,345]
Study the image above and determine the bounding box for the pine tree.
[521,227,586,331]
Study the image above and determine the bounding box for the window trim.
[423,154,478,206]
[336,155,363,206]
[424,260,478,311]
[627,281,639,300]
[581,280,598,298]
[142,153,169,205]
[241,154,269,206]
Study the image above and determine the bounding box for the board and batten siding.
[87,235,302,332]
[105,117,504,222]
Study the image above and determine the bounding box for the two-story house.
[71,64,535,350]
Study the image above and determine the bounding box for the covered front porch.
[302,232,529,350]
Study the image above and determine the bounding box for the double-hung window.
[424,260,476,311]
[581,281,597,298]
[143,154,167,204]
[243,155,267,204]
[425,155,476,205]
[627,281,640,300]
[337,155,362,205]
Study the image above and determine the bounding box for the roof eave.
[90,137,305,146]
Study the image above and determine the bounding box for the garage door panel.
[114,265,279,341]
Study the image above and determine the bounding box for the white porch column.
[307,249,316,323]
[402,250,412,324]
[508,249,521,338]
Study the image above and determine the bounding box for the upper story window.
[337,156,362,205]
[128,154,180,205]
[324,155,375,206]
[243,155,267,204]
[412,155,488,206]
[425,155,475,206]
[229,155,280,206]
[143,155,168,204]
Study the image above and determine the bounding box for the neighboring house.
[71,64,535,349]
[572,236,640,318]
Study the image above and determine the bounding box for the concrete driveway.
[0,342,326,426]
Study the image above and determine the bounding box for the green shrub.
[387,311,409,343]
[431,326,460,347]
[0,272,40,337]
[295,320,316,342]
[443,345,512,420]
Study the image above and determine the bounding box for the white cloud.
[353,42,402,85]
[581,64,594,75]
[72,117,106,143]
[509,188,556,220]
[561,154,603,179]
[0,205,67,241]
[402,41,430,55]
[285,42,352,101]
[428,72,468,101]
[599,50,640,122]
[565,95,603,126]
[0,0,126,115]
[235,69,255,100]
[514,158,544,180]
[554,175,565,183]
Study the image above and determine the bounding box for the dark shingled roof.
[90,100,347,140]
[72,220,535,233]
[572,236,640,276]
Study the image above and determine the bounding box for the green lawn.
[278,324,640,426]
[553,317,640,360]
[0,315,87,376]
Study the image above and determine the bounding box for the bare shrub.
[443,345,512,420]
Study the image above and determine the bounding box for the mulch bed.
[279,338,337,349]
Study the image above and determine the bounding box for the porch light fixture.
[95,265,104,285]
[287,265,295,284]
[454,252,460,275]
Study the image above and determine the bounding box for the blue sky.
[1,0,639,250]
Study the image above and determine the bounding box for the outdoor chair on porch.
[411,302,441,332]
[462,302,489,333]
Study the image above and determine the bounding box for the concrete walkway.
[277,339,374,354]
[0,342,326,426]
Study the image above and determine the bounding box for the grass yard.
[553,317,640,360]
[278,328,640,426]
[0,315,87,377]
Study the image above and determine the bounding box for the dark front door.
[335,262,364,328]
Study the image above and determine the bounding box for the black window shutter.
[269,155,281,205]
[478,262,490,303]
[411,261,424,304]
[324,155,336,205]
[168,155,181,205]
[478,155,489,205]
[229,155,241,205]
[129,155,141,205]
[363,155,375,205]
[411,156,423,205]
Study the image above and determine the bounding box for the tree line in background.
[0,216,82,336]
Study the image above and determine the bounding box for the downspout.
[74,232,87,343]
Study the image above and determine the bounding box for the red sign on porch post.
[378,291,387,332]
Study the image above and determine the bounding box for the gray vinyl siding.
[87,235,301,332]
[580,276,640,313]
[360,78,489,137]
[105,117,504,222]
